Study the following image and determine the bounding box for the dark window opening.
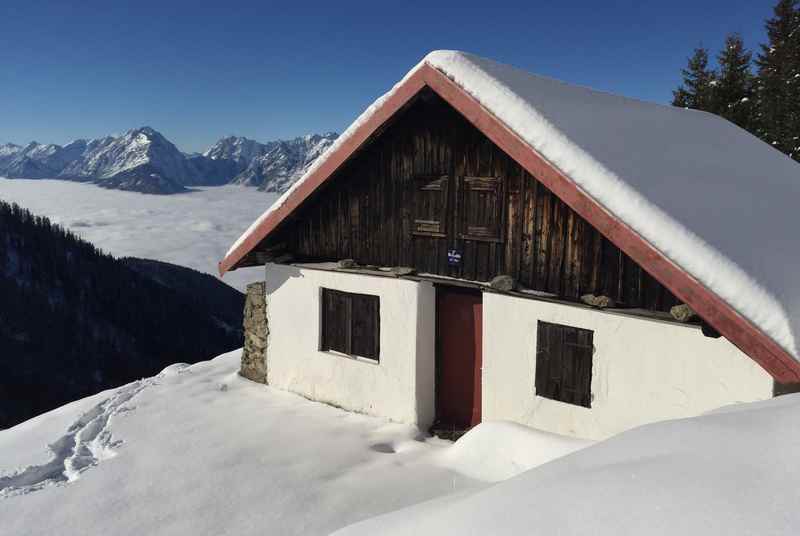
[320,288,380,361]
[535,321,593,407]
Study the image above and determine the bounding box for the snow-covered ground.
[0,351,588,536]
[3,349,800,535]
[338,393,800,536]
[0,178,273,291]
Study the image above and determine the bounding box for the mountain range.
[0,127,338,194]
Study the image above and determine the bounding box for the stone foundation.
[240,281,268,383]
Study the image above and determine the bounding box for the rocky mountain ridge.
[207,133,337,192]
[0,127,338,194]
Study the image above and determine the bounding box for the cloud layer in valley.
[0,179,272,291]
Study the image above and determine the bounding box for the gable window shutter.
[459,176,504,242]
[412,175,449,237]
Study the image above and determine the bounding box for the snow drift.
[336,392,800,535]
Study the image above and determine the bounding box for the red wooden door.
[471,300,482,425]
[436,287,483,429]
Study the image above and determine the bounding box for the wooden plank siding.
[272,90,680,313]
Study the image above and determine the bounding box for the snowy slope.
[336,392,800,536]
[4,350,799,535]
[230,50,800,364]
[0,350,586,536]
[0,198,245,428]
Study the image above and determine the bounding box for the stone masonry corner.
[240,281,268,384]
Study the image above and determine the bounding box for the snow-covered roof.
[220,50,800,380]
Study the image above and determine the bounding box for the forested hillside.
[0,200,244,428]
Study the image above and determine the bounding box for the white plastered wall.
[264,263,436,427]
[482,292,774,440]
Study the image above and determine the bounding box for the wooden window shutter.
[320,288,380,361]
[535,321,593,408]
[412,175,449,237]
[321,288,349,354]
[459,176,504,242]
[351,293,380,360]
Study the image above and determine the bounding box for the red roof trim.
[219,62,800,382]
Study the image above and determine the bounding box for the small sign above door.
[447,249,462,266]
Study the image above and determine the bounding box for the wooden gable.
[263,90,680,313]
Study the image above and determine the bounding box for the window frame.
[319,287,380,362]
[534,320,594,408]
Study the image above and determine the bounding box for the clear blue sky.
[0,0,776,153]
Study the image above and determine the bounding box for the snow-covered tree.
[672,47,717,111]
[672,1,800,161]
[714,33,756,131]
[755,0,800,160]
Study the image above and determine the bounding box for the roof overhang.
[219,62,800,383]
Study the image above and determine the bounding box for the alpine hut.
[220,51,800,440]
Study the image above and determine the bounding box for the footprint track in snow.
[0,379,152,498]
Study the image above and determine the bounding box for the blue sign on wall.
[447,249,462,266]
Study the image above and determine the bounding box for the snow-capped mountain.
[58,127,208,193]
[61,129,179,179]
[0,143,22,167]
[203,135,267,172]
[0,128,197,193]
[0,128,338,194]
[206,132,338,192]
[1,141,74,179]
[0,142,21,155]
[231,133,338,192]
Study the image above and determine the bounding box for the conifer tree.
[672,47,717,110]
[755,0,800,160]
[713,33,756,131]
